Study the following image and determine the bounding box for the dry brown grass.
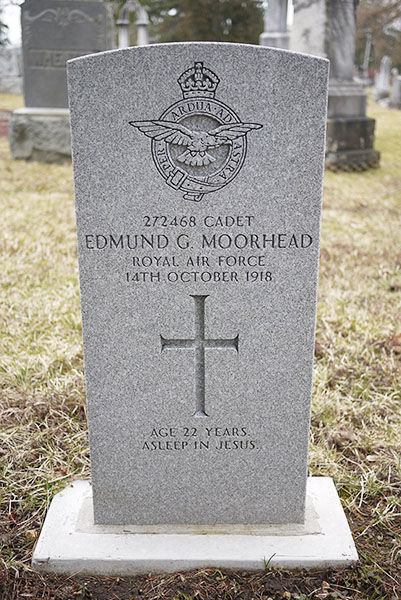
[0,96,400,599]
[0,94,23,112]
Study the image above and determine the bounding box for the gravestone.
[0,47,23,94]
[290,0,326,58]
[32,42,358,573]
[374,55,391,101]
[390,75,401,110]
[9,0,114,163]
[259,0,289,49]
[117,0,149,49]
[291,0,380,171]
[21,0,114,108]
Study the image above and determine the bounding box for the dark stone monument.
[21,0,114,108]
[9,0,114,163]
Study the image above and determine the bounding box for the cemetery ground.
[0,94,400,600]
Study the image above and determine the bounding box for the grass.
[0,96,400,599]
[0,94,24,112]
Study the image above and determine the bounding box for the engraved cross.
[160,295,239,417]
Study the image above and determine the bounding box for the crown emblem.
[178,62,220,99]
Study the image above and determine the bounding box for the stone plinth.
[327,81,366,118]
[32,478,358,574]
[326,81,379,170]
[259,31,290,49]
[326,117,380,170]
[9,108,71,163]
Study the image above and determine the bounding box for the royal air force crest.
[130,62,262,203]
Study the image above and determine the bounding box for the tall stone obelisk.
[291,0,380,170]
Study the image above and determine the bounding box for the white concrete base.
[32,477,358,575]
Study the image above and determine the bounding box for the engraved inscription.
[24,8,105,46]
[28,49,99,69]
[141,426,258,451]
[83,214,314,286]
[160,295,239,417]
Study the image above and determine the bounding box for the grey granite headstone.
[67,43,328,525]
[21,0,114,108]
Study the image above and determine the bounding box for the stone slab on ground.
[32,477,358,574]
[9,107,71,162]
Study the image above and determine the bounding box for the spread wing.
[129,120,194,146]
[206,122,262,147]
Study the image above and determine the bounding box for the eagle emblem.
[130,62,262,202]
[130,121,262,168]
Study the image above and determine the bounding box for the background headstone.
[259,0,289,49]
[9,0,115,163]
[0,47,23,94]
[21,0,114,108]
[117,0,149,49]
[67,43,328,526]
[291,0,380,171]
[390,75,401,109]
[373,55,392,101]
[290,0,326,58]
